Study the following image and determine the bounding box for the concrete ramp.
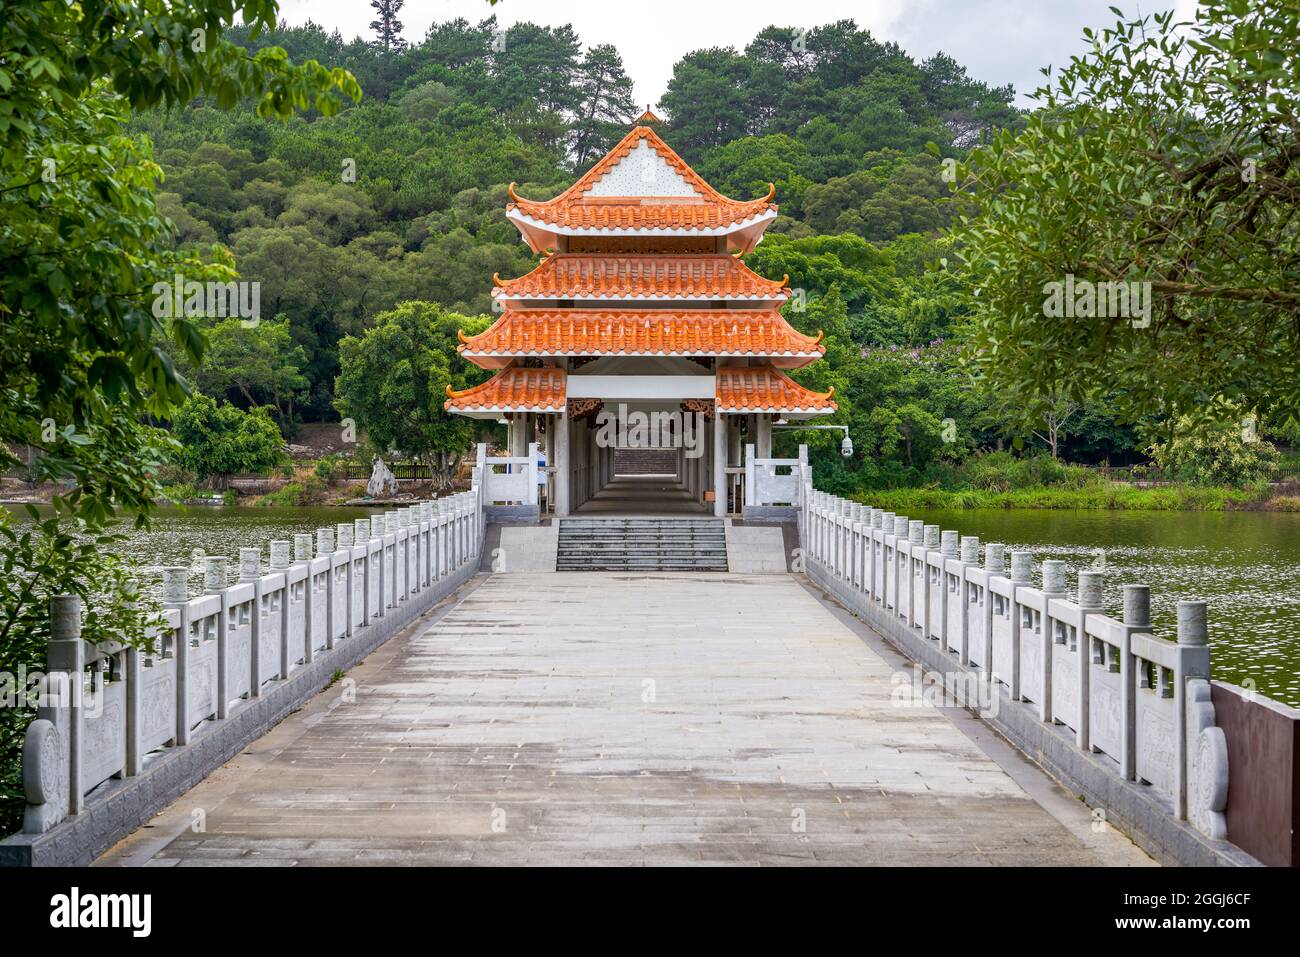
[725,523,789,574]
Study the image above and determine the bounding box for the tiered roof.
[443,365,836,418]
[458,308,824,369]
[444,367,566,415]
[444,118,833,420]
[493,254,789,302]
[715,367,837,414]
[506,126,777,252]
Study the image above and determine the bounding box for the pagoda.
[445,117,836,516]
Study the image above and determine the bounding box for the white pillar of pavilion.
[757,413,772,459]
[555,411,571,517]
[713,413,728,517]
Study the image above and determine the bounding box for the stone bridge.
[3,464,1294,867]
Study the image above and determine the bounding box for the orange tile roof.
[443,367,566,413]
[507,126,776,232]
[493,254,789,301]
[715,366,837,414]
[458,308,825,368]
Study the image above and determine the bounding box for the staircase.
[556,518,729,572]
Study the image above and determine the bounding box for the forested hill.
[133,16,1036,484]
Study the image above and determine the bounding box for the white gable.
[586,140,701,198]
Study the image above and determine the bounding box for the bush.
[1149,418,1279,486]
[172,394,284,480]
[960,451,1099,492]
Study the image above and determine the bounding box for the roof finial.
[507,182,520,203]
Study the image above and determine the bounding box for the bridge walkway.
[98,573,1153,867]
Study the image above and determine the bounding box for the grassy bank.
[852,483,1279,511]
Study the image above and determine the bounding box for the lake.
[6,504,1299,706]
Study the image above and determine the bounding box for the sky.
[274,0,1200,107]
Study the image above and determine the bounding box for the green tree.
[369,0,407,53]
[571,44,637,167]
[192,317,310,430]
[172,394,285,480]
[334,302,492,487]
[953,2,1300,436]
[0,0,357,834]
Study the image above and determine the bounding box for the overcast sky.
[274,0,1200,107]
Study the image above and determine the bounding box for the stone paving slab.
[97,573,1153,867]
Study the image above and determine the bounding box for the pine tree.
[571,45,637,167]
[369,0,407,53]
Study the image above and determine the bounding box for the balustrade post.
[921,525,940,639]
[318,528,336,649]
[983,544,1005,675]
[958,536,979,665]
[1009,551,1033,702]
[354,519,371,624]
[50,595,85,816]
[161,567,191,746]
[1039,560,1067,723]
[338,523,355,638]
[938,530,958,652]
[124,584,143,778]
[1175,600,1210,821]
[204,556,229,720]
[1075,571,1105,750]
[1120,584,1150,781]
[240,547,262,697]
[269,541,291,679]
[907,521,924,630]
[296,530,315,665]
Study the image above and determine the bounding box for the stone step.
[553,561,728,566]
[559,535,726,543]
[556,517,728,572]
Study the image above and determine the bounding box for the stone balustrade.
[4,486,485,865]
[797,480,1253,864]
[742,443,808,521]
[476,442,540,523]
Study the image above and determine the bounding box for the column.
[757,413,772,459]
[555,411,571,516]
[713,413,728,517]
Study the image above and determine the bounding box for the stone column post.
[269,541,291,679]
[555,411,571,517]
[338,523,355,638]
[713,413,728,517]
[1175,600,1210,821]
[240,547,262,697]
[1009,551,1034,701]
[1039,559,1068,722]
[756,413,772,459]
[49,594,85,817]
[1120,584,1150,781]
[1075,570,1105,750]
[204,556,229,719]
